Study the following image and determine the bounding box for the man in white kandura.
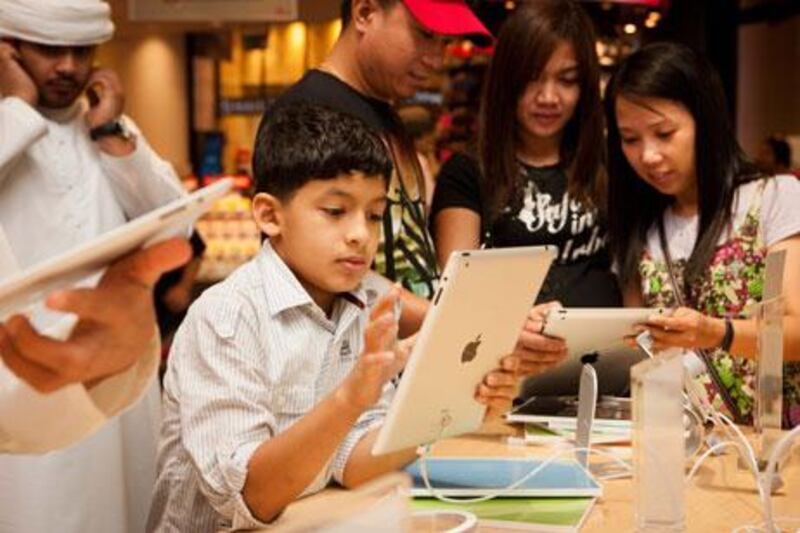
[0,0,186,531]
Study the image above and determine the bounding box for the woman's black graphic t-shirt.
[431,153,621,307]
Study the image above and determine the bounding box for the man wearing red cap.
[269,0,491,335]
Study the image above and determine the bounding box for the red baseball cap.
[400,0,493,45]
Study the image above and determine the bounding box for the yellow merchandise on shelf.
[196,191,261,283]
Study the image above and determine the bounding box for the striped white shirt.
[147,241,393,532]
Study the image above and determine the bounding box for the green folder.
[412,497,596,531]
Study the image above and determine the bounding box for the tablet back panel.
[542,308,668,357]
[0,178,233,320]
[372,246,555,455]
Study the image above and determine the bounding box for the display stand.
[631,352,685,532]
[752,250,787,487]
[755,297,785,467]
[575,363,598,468]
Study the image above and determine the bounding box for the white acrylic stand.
[752,250,787,479]
[632,352,685,532]
[755,297,785,468]
[575,363,598,468]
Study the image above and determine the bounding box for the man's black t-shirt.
[271,70,439,299]
[431,153,621,307]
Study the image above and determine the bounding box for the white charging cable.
[685,440,745,484]
[636,332,776,526]
[417,443,632,505]
[685,409,800,532]
[756,423,800,533]
[416,419,798,530]
[419,424,797,530]
[444,335,800,533]
[679,402,769,528]
[731,516,800,533]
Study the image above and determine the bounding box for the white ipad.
[0,178,234,320]
[372,246,556,455]
[542,307,670,357]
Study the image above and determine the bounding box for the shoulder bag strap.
[657,217,746,424]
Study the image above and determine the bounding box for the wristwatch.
[718,317,735,352]
[89,119,134,142]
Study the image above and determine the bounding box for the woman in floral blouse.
[604,42,800,427]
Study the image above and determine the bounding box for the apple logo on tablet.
[461,334,482,363]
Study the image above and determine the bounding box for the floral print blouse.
[639,180,800,428]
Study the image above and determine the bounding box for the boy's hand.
[337,287,404,412]
[513,302,568,376]
[476,355,520,420]
[395,332,417,363]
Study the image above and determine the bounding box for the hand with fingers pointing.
[337,286,528,420]
[338,286,405,411]
[0,238,191,393]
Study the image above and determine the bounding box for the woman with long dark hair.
[431,0,621,377]
[432,0,618,306]
[606,42,800,426]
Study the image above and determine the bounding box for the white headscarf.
[0,0,114,46]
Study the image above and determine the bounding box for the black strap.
[657,218,746,424]
[379,127,439,287]
[89,120,124,141]
[381,203,396,281]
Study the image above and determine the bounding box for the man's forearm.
[96,134,136,157]
[0,366,106,454]
[242,387,366,524]
[99,126,186,218]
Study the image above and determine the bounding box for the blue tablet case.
[406,457,602,498]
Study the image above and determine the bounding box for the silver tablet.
[372,246,556,455]
[0,178,234,320]
[542,307,670,357]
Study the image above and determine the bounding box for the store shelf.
[195,187,261,284]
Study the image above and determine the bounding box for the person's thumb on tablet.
[103,238,192,288]
[45,238,191,315]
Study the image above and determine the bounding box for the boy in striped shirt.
[148,104,519,532]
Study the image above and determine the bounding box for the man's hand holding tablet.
[0,238,190,392]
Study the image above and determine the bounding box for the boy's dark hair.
[253,103,393,199]
[341,0,397,29]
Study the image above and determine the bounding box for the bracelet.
[718,317,734,352]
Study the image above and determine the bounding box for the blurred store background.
[97,0,800,282]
